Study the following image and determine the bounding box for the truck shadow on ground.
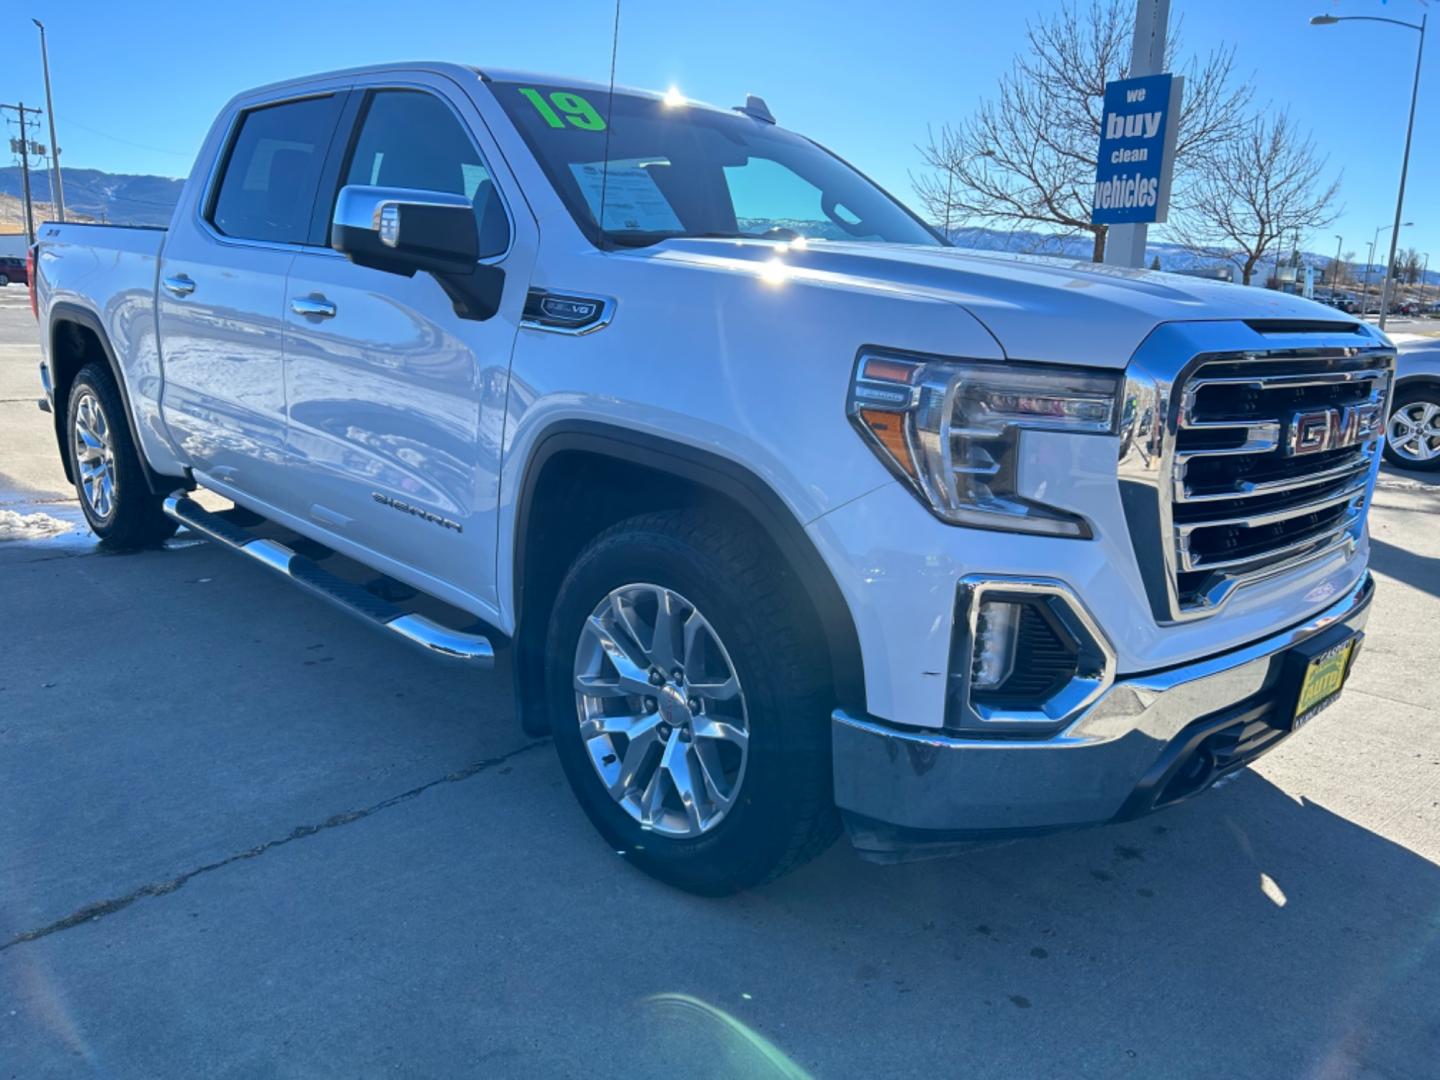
[1368,536,1440,601]
[4,541,1436,1078]
[715,764,1440,1076]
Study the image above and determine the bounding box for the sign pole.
[1103,0,1171,268]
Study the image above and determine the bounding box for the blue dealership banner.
[1091,73,1184,225]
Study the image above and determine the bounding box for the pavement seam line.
[0,739,549,953]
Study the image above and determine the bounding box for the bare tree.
[1174,112,1341,286]
[1395,246,1423,286]
[1330,250,1353,289]
[913,0,1250,261]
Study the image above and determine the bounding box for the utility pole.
[1103,0,1171,268]
[33,19,64,221]
[1332,234,1344,298]
[1,101,44,244]
[1362,239,1376,312]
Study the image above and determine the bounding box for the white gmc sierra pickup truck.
[32,63,1393,893]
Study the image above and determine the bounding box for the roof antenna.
[598,0,621,247]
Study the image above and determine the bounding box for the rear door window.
[210,95,343,245]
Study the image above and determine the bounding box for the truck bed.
[36,221,172,477]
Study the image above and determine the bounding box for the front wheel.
[545,509,839,894]
[1383,386,1440,471]
[65,362,177,546]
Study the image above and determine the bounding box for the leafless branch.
[914,0,1253,261]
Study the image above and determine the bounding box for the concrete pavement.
[1,292,1437,1078]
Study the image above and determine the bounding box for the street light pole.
[1332,234,1344,300]
[1311,11,1426,330]
[1365,222,1411,317]
[1362,234,1382,314]
[32,19,64,222]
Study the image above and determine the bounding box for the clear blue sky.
[6,0,1436,262]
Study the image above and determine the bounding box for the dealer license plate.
[1292,636,1358,728]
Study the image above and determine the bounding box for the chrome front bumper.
[832,573,1375,850]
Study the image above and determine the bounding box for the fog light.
[971,600,1020,689]
[947,577,1118,736]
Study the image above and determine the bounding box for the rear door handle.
[291,296,337,319]
[162,274,195,297]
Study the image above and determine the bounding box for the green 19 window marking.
[518,88,607,131]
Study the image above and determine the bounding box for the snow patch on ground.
[0,508,79,542]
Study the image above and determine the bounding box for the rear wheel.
[0,274,10,287]
[1383,386,1440,471]
[545,509,839,894]
[65,362,177,546]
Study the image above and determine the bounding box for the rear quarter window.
[209,95,343,245]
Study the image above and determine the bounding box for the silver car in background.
[1387,342,1440,470]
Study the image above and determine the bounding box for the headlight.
[846,350,1121,537]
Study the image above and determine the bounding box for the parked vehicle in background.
[0,255,27,287]
[29,62,1394,893]
[1386,342,1440,470]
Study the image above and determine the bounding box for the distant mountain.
[715,218,1440,288]
[0,166,183,228]
[938,225,1440,289]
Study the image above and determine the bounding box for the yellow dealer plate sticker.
[1294,638,1357,725]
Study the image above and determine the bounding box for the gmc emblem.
[1284,403,1383,456]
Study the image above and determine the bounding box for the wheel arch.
[509,421,866,734]
[47,302,170,494]
[1393,374,1440,400]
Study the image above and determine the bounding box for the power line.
[56,115,193,158]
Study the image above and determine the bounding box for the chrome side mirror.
[331,185,478,276]
[331,184,504,321]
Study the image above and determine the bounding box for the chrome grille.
[1169,352,1389,613]
[1119,321,1395,624]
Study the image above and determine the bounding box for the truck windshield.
[490,81,943,250]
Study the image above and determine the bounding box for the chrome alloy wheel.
[573,583,750,838]
[73,390,118,519]
[1388,400,1440,464]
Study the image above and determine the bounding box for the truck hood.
[647,239,1366,368]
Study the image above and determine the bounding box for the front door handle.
[291,296,337,319]
[162,274,195,298]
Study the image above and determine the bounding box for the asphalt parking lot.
[1,287,1437,1078]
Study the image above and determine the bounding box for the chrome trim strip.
[163,493,494,666]
[1174,478,1368,539]
[1175,452,1372,502]
[1172,422,1281,459]
[1179,368,1390,422]
[1182,527,1358,588]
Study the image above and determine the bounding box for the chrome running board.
[163,493,494,666]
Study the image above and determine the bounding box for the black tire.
[545,509,840,894]
[65,362,178,547]
[0,274,10,287]
[1382,384,1440,472]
